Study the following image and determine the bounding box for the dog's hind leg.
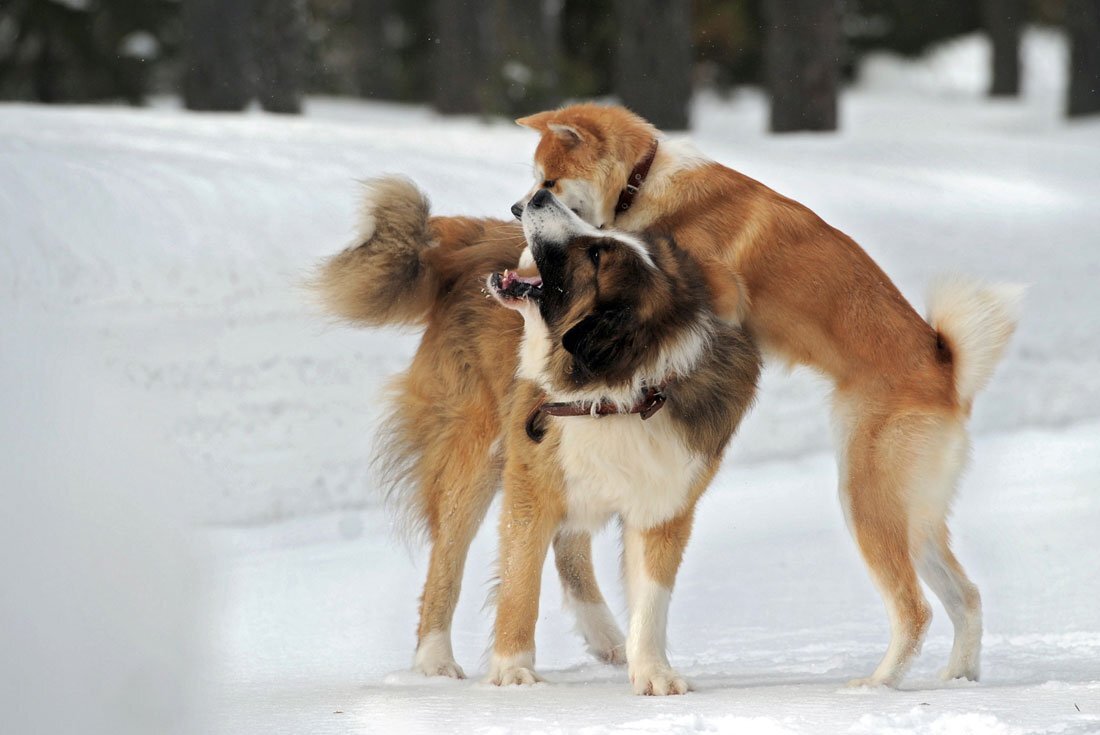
[916,524,982,681]
[907,424,980,682]
[413,430,499,678]
[553,531,626,665]
[488,466,564,686]
[837,406,933,688]
[414,479,495,678]
[905,417,982,682]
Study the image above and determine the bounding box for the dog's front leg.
[623,512,696,696]
[487,467,563,686]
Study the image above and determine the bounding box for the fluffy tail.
[314,176,437,327]
[926,276,1025,406]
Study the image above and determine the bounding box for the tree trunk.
[432,0,485,115]
[484,0,561,117]
[254,0,308,113]
[33,30,62,104]
[182,0,253,112]
[613,0,692,130]
[983,0,1024,97]
[353,0,402,99]
[764,0,839,133]
[1067,0,1100,117]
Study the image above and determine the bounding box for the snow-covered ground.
[1,29,1098,735]
[207,423,1100,735]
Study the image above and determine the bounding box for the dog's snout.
[530,188,552,209]
[510,201,524,219]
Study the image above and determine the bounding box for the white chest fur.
[555,412,705,532]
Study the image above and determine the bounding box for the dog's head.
[489,189,709,403]
[510,104,658,229]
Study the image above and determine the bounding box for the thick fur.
[315,176,437,327]
[927,276,1025,408]
[513,103,1023,687]
[315,178,760,694]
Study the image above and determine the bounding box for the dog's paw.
[487,651,542,687]
[939,665,980,683]
[572,601,627,666]
[413,632,465,679]
[845,676,894,689]
[584,624,626,666]
[489,666,543,687]
[594,643,627,666]
[630,665,690,696]
[414,658,466,679]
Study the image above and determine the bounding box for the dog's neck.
[612,139,712,231]
[614,140,659,217]
[523,381,672,443]
[533,318,712,414]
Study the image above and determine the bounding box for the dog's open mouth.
[489,269,544,304]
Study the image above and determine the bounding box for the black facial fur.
[530,227,711,390]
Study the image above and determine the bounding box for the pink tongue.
[499,270,542,289]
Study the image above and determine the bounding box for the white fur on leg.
[846,592,931,688]
[568,599,626,665]
[486,650,542,686]
[623,528,689,696]
[414,629,465,678]
[918,542,982,681]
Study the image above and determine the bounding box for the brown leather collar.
[525,383,668,443]
[614,139,659,217]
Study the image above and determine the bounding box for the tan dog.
[316,178,760,694]
[511,104,1022,687]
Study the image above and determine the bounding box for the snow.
[204,422,1100,734]
[2,28,1099,735]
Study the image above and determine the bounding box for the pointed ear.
[562,308,637,382]
[547,123,585,146]
[515,111,554,131]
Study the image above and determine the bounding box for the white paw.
[939,665,980,682]
[414,631,465,678]
[572,601,627,665]
[630,665,690,696]
[487,651,543,687]
[845,676,893,689]
[594,642,627,666]
[490,665,543,686]
[584,622,626,665]
[413,658,465,678]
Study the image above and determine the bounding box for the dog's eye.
[542,179,556,189]
[588,246,601,266]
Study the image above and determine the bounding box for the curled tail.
[926,276,1025,407]
[314,176,437,327]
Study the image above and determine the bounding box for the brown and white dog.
[510,103,1023,688]
[316,177,759,694]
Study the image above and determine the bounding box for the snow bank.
[0,319,208,735]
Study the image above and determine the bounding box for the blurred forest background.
[0,0,1096,131]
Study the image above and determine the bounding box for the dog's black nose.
[530,188,551,209]
[510,201,524,219]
